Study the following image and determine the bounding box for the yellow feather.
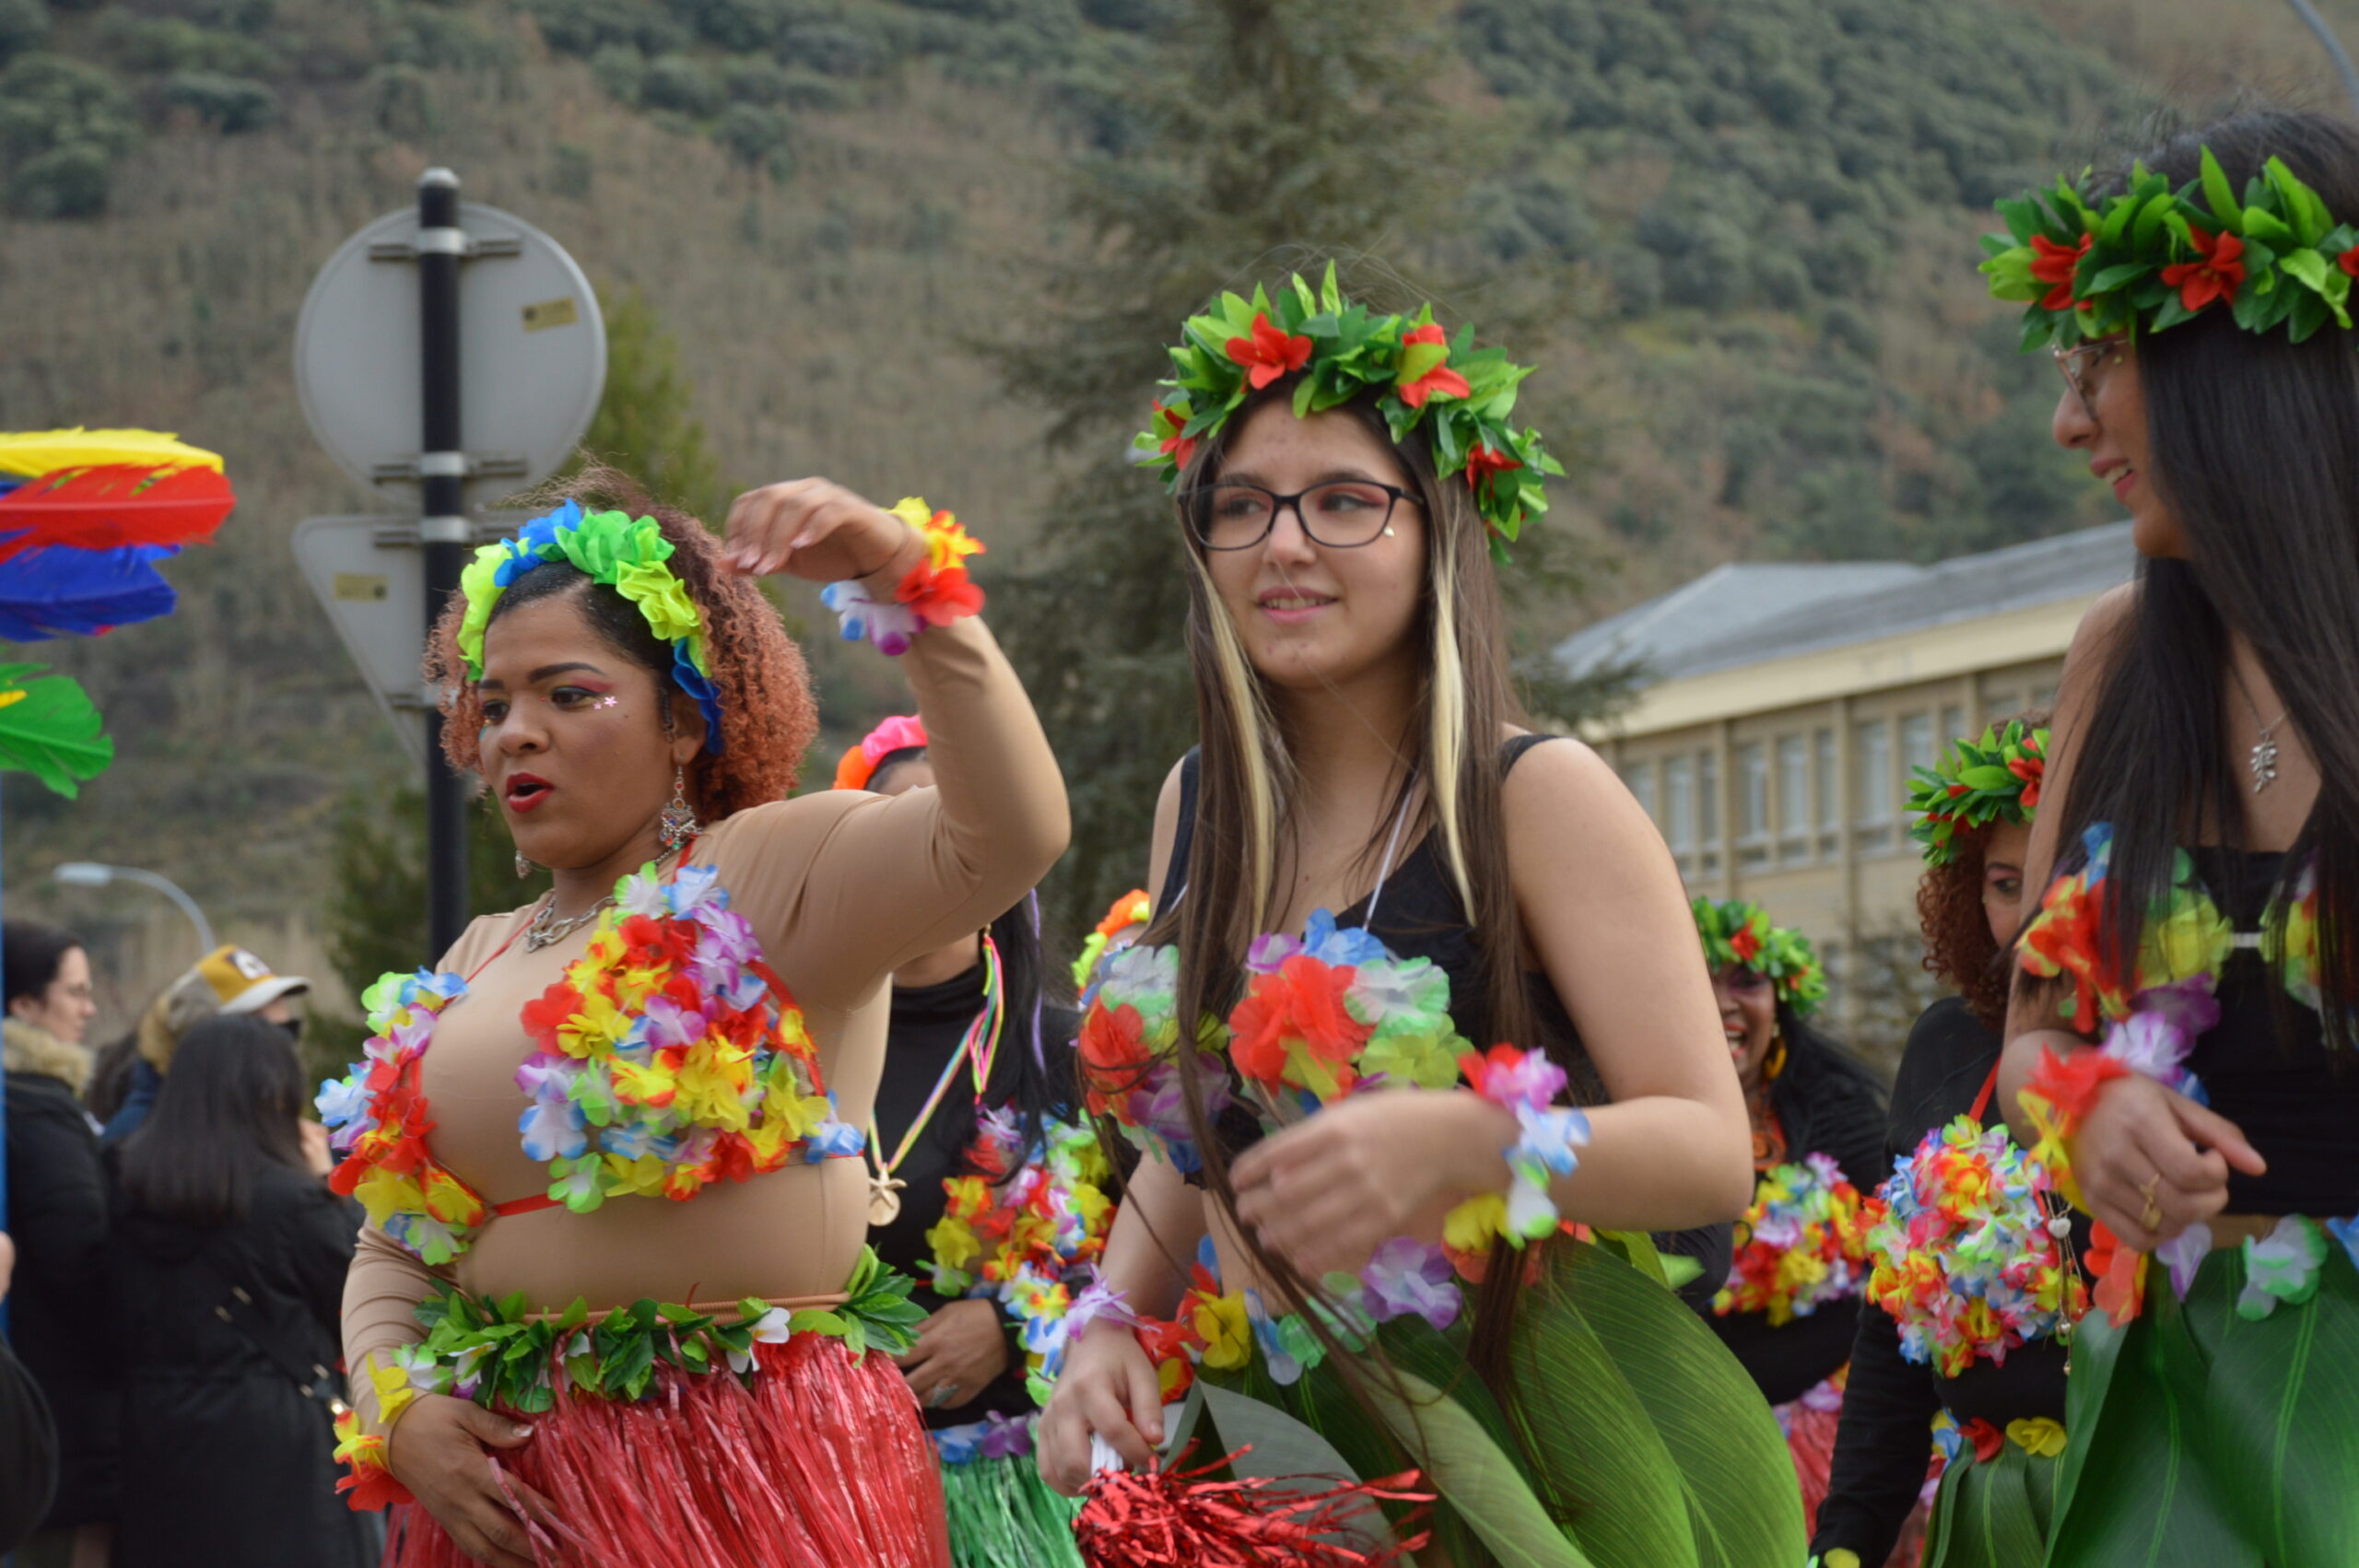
[0,427,225,478]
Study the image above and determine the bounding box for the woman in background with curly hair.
[1812,715,2090,1568]
[318,466,1065,1568]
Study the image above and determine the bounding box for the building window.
[1736,742,1769,866]
[1854,719,1892,851]
[1664,755,1694,856]
[1698,749,1720,876]
[1941,703,1966,749]
[1985,688,2021,722]
[1814,728,1838,856]
[1624,759,1655,824]
[1778,734,1810,862]
[2032,684,2059,711]
[1901,713,1935,806]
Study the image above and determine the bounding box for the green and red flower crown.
[1135,263,1563,563]
[1692,897,1826,1018]
[1983,147,2359,349]
[1906,720,2048,868]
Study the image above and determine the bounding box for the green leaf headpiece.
[1692,896,1825,1018]
[1983,146,2359,349]
[1135,263,1564,563]
[1906,720,2048,868]
[455,500,725,753]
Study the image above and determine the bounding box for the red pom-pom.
[1076,1445,1432,1568]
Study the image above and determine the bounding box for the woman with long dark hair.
[838,716,1105,1567]
[2,919,111,1568]
[108,1013,375,1568]
[1036,270,1798,1564]
[1814,717,2090,1568]
[317,470,1065,1568]
[1689,899,1886,1541]
[1985,110,2359,1562]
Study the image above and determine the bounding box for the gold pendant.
[867,1176,905,1227]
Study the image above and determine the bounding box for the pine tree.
[992,0,1604,931]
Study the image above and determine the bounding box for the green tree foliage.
[0,53,139,216]
[990,0,1557,929]
[572,284,734,524]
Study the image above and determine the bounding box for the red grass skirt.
[382,1332,950,1568]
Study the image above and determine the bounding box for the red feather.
[0,464,235,563]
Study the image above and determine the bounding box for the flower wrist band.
[821,497,985,656]
[2016,1044,2131,1212]
[1447,1046,1590,1249]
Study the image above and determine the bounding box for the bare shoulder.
[1146,754,1191,899]
[1498,731,1626,825]
[2069,580,2140,667]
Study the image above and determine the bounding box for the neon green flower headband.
[1135,263,1563,563]
[1692,896,1826,1018]
[455,500,724,752]
[1983,146,2359,349]
[1906,721,2048,868]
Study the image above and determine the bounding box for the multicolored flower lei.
[1906,720,2047,867]
[923,1107,1118,1404]
[333,1248,924,1510]
[1862,1116,2085,1376]
[1228,909,1470,1106]
[456,499,724,750]
[820,497,985,656]
[1712,1154,1882,1327]
[1137,263,1562,563]
[316,970,490,1266]
[1447,1045,1590,1252]
[1691,897,1826,1016]
[1072,887,1152,994]
[515,860,861,1214]
[1983,146,2359,349]
[1077,940,1230,1174]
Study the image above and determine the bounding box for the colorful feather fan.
[0,463,236,563]
[0,544,178,640]
[0,663,111,798]
[0,427,231,638]
[0,427,225,479]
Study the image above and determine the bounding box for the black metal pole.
[2284,0,2359,121]
[418,168,469,959]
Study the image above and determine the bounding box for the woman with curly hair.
[1810,716,2090,1568]
[317,469,1065,1568]
[1690,898,1888,1541]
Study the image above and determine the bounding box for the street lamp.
[52,861,216,954]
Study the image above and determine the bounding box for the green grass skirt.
[2045,1229,2359,1567]
[1191,1233,1803,1568]
[936,1446,1084,1568]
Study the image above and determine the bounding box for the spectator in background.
[3,919,115,1568]
[106,1013,374,1568]
[0,1232,63,1558]
[101,945,309,1143]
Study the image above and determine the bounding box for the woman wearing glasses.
[1036,274,1801,1564]
[1986,110,2359,1563]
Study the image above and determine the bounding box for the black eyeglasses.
[1179,480,1421,551]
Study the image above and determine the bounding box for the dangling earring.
[514,850,534,880]
[659,765,701,853]
[1763,1033,1789,1082]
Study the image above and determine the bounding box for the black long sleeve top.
[1809,996,2079,1566]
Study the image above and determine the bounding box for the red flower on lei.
[1152,401,1198,471]
[2018,875,2125,1034]
[2028,233,2091,311]
[2341,245,2359,279]
[1227,954,1373,1092]
[895,509,986,629]
[1078,1000,1154,1115]
[1731,924,1764,964]
[1395,322,1471,409]
[1960,1418,2006,1465]
[1225,311,1313,390]
[2084,1221,2147,1326]
[1463,442,1522,496]
[2161,228,2246,312]
[2025,1043,2131,1129]
[2011,753,2045,809]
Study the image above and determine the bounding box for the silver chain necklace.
[522,893,616,952]
[2229,666,2293,794]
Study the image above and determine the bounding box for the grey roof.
[1555,521,2137,685]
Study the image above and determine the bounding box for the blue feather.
[0,544,178,639]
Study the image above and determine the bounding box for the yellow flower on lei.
[890,496,984,575]
[1191,1292,1252,1371]
[1444,1191,1509,1253]
[928,1212,981,1275]
[352,1167,426,1230]
[364,1357,417,1430]
[2007,1417,2068,1457]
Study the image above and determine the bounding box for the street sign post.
[294,170,604,957]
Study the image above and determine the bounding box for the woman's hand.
[2071,1072,2265,1251]
[893,1298,1009,1412]
[1037,1317,1164,1496]
[385,1393,558,1568]
[1231,1089,1516,1280]
[722,479,921,584]
[299,1119,334,1178]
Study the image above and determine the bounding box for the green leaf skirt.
[1191,1233,1804,1568]
[2046,1229,2359,1567]
[1921,1438,2058,1568]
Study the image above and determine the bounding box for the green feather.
[0,663,112,798]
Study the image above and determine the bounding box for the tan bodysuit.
[339,616,1066,1433]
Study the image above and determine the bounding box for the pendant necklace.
[864,934,1004,1226]
[2229,667,2293,794]
[523,894,616,952]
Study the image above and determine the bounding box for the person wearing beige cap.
[100,946,309,1143]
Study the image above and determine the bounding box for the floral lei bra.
[1077,907,1590,1332]
[316,860,862,1265]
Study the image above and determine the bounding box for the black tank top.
[2184,847,2359,1215]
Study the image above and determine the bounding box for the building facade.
[1555,523,2136,1037]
